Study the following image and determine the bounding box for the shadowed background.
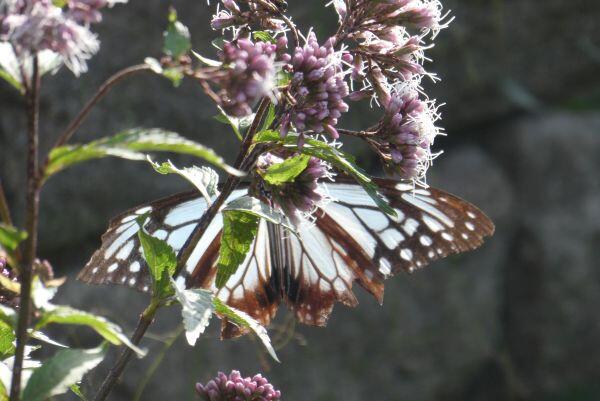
[1,0,599,400]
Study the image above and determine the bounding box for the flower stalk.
[9,55,40,401]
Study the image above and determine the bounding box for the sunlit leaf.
[22,344,108,401]
[224,196,296,234]
[35,307,145,357]
[148,158,219,204]
[0,321,14,359]
[171,279,214,346]
[137,216,177,299]
[0,224,27,252]
[45,128,243,179]
[215,211,259,288]
[261,154,310,185]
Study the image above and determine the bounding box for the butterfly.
[78,178,494,338]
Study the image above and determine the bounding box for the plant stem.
[0,180,12,225]
[91,298,161,401]
[39,64,152,176]
[91,98,271,401]
[9,56,41,401]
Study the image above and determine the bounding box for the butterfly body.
[78,179,494,337]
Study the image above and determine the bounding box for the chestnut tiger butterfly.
[78,178,494,338]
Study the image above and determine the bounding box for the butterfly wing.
[78,190,243,290]
[277,178,495,326]
[79,178,494,336]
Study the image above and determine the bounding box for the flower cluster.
[195,370,281,401]
[215,37,287,117]
[280,32,350,139]
[211,0,286,32]
[0,0,126,75]
[251,151,331,221]
[373,82,441,181]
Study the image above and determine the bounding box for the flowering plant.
[0,0,454,400]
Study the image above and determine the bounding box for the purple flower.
[195,370,281,401]
[0,0,126,75]
[251,152,331,221]
[210,0,286,32]
[280,32,350,139]
[374,82,441,181]
[215,38,286,117]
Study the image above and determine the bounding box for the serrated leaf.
[35,306,146,356]
[191,50,222,67]
[253,129,280,143]
[163,9,191,58]
[45,128,244,178]
[22,344,108,401]
[0,321,14,359]
[148,158,219,204]
[262,154,311,185]
[214,299,279,362]
[215,211,259,288]
[137,217,177,299]
[171,279,214,346]
[0,224,27,252]
[252,31,276,43]
[223,196,296,234]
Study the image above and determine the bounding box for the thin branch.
[337,128,375,138]
[9,56,41,401]
[91,298,160,401]
[0,179,12,225]
[41,63,152,172]
[90,98,271,401]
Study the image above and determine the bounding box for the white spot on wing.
[379,257,392,275]
[355,208,389,231]
[401,193,454,227]
[135,206,152,215]
[400,249,413,261]
[380,228,405,249]
[423,215,444,232]
[465,222,475,231]
[420,235,433,246]
[107,263,118,273]
[130,261,141,273]
[153,230,168,240]
[442,232,454,241]
[116,241,134,261]
[402,218,419,236]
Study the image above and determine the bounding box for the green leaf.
[213,107,255,141]
[22,344,108,401]
[137,217,177,299]
[148,158,219,204]
[0,67,24,94]
[214,299,279,362]
[262,154,311,185]
[70,383,87,401]
[252,31,276,43]
[163,9,191,58]
[261,104,276,131]
[162,67,184,87]
[45,128,244,179]
[0,305,15,328]
[253,129,280,143]
[0,224,27,251]
[223,196,296,234]
[171,279,214,346]
[191,50,222,67]
[35,307,145,357]
[29,330,68,348]
[0,321,14,359]
[216,211,259,289]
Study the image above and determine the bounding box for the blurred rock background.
[1,0,599,400]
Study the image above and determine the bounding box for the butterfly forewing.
[78,178,494,337]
